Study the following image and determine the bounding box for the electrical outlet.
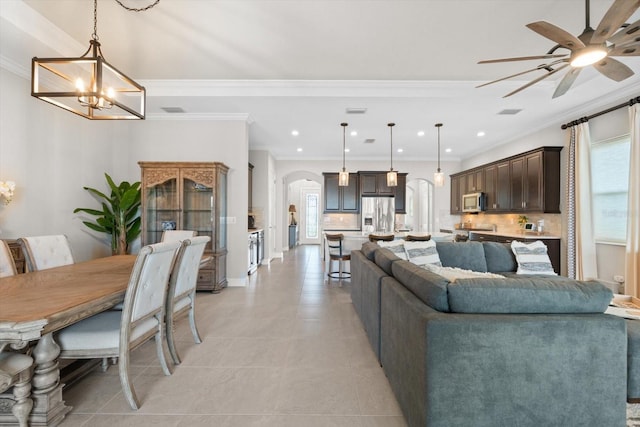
[613,275,625,284]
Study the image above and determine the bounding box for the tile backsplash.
[323,213,360,230]
[459,212,562,236]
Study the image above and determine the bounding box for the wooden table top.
[0,255,136,335]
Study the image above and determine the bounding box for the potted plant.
[74,173,141,255]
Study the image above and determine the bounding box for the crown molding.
[0,55,28,78]
[146,112,253,122]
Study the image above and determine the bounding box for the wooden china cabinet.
[139,161,228,292]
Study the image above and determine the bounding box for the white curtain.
[566,121,598,280]
[626,104,640,298]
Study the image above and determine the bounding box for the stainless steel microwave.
[462,192,486,213]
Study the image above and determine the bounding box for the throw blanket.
[422,264,505,282]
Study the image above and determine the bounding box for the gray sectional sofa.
[351,240,631,427]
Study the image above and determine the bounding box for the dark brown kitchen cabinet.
[394,173,407,214]
[451,147,561,215]
[359,172,394,196]
[323,172,359,213]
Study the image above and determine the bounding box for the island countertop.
[468,230,561,240]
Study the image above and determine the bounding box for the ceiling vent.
[364,138,375,144]
[161,107,185,113]
[346,107,367,114]
[498,108,522,115]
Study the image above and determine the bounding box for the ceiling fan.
[477,0,640,98]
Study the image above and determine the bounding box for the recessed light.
[344,148,350,153]
[350,131,358,137]
[417,131,425,137]
[477,131,486,137]
[296,148,302,152]
[445,148,452,153]
[397,148,403,153]
[291,130,299,136]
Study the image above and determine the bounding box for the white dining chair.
[165,236,210,365]
[0,240,17,278]
[56,240,181,410]
[18,235,75,272]
[0,351,34,427]
[161,230,197,242]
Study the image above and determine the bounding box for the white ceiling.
[2,0,639,161]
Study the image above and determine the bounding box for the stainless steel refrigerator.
[361,197,395,234]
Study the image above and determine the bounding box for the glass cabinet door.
[144,177,179,244]
[218,170,227,252]
[182,177,214,252]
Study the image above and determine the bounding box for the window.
[591,134,630,243]
[305,193,319,239]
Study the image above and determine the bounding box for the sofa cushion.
[482,242,517,273]
[511,240,557,275]
[404,240,441,267]
[361,241,379,261]
[378,239,408,260]
[435,242,487,272]
[374,248,401,275]
[447,278,613,314]
[391,260,450,312]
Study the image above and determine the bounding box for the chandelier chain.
[114,0,161,12]
[92,0,98,40]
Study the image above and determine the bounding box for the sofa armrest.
[380,276,627,427]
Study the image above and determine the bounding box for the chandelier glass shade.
[387,123,398,187]
[31,0,146,120]
[338,123,349,187]
[434,123,445,187]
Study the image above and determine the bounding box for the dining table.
[0,255,136,427]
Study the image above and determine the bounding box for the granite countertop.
[468,230,561,240]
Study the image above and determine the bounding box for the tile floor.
[60,245,407,426]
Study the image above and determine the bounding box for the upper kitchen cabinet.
[359,172,395,196]
[394,173,408,214]
[510,148,561,213]
[323,172,359,213]
[450,147,562,214]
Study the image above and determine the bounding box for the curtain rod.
[561,95,640,130]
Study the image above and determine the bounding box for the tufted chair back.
[125,241,180,326]
[161,230,197,243]
[0,240,17,278]
[18,235,75,272]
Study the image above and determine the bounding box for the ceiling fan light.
[570,47,607,67]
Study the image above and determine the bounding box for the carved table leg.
[12,369,33,427]
[29,333,70,426]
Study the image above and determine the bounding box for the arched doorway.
[404,178,434,232]
[283,171,323,248]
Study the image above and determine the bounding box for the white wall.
[1,68,250,285]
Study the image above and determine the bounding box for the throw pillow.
[378,239,408,260]
[511,240,557,276]
[404,239,442,267]
[422,264,505,282]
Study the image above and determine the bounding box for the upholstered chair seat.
[18,235,75,271]
[56,240,181,410]
[165,236,210,365]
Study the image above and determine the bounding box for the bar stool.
[368,234,395,242]
[405,234,431,242]
[326,233,350,280]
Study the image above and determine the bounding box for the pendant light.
[387,123,398,187]
[31,0,159,120]
[338,123,349,186]
[434,123,445,187]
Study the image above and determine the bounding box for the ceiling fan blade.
[478,54,567,64]
[591,0,640,44]
[609,41,640,56]
[476,59,568,88]
[608,18,640,46]
[593,57,634,81]
[503,64,569,98]
[526,21,585,50]
[553,68,582,98]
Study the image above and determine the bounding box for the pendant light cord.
[341,123,347,171]
[435,123,443,173]
[388,123,395,171]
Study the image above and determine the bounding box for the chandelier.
[31,0,159,120]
